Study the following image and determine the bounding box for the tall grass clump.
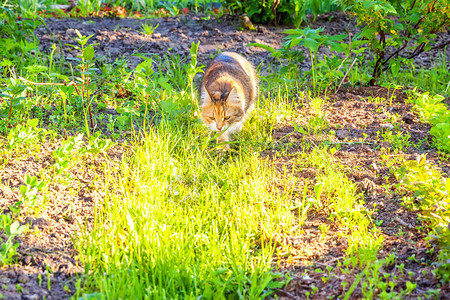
[76,96,295,298]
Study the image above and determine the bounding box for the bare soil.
[35,11,450,71]
[267,86,450,299]
[0,141,126,299]
[1,12,449,299]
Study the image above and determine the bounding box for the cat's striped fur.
[199,52,258,148]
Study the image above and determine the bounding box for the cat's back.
[203,52,256,85]
[202,52,257,104]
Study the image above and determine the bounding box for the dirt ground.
[35,11,450,71]
[1,11,449,299]
[267,86,450,299]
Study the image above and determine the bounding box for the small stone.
[4,270,16,279]
[421,279,431,287]
[257,26,268,34]
[23,294,39,300]
[402,112,415,124]
[381,123,394,129]
[18,274,29,283]
[23,256,32,265]
[360,145,373,153]
[336,129,350,139]
[379,142,391,149]
[356,178,376,194]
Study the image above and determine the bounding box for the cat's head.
[200,85,244,132]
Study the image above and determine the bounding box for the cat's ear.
[202,85,214,102]
[226,87,240,104]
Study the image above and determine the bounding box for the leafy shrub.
[224,0,295,25]
[224,0,337,26]
[339,0,450,84]
[395,156,450,282]
[429,114,450,153]
[0,4,41,70]
[410,91,450,153]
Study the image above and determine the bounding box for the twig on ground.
[394,217,413,229]
[316,256,344,267]
[276,289,297,299]
[336,58,357,93]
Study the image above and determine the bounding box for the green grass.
[1,3,450,297]
[296,146,383,265]
[389,51,450,97]
[75,92,297,298]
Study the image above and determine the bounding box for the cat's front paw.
[215,144,231,157]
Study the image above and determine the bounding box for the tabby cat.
[199,52,258,149]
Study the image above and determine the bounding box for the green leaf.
[246,43,276,54]
[158,77,173,90]
[83,45,95,61]
[293,122,307,134]
[75,29,82,39]
[283,29,301,35]
[330,43,346,53]
[390,61,400,77]
[304,38,319,53]
[328,34,347,41]
[0,59,13,67]
[135,59,154,77]
[190,41,200,61]
[27,119,39,128]
[160,100,178,114]
[384,3,397,14]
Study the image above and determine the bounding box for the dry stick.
[85,76,94,131]
[315,256,344,267]
[8,96,15,120]
[18,77,96,133]
[325,57,348,93]
[371,30,386,83]
[335,58,357,93]
[18,77,82,95]
[395,217,413,229]
[275,289,296,299]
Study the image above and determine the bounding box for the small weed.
[52,134,86,175]
[377,129,411,152]
[46,265,52,291]
[0,207,28,266]
[7,119,45,150]
[140,23,159,36]
[19,175,47,210]
[318,224,330,240]
[374,220,383,227]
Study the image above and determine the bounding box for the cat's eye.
[224,116,231,120]
[209,117,215,120]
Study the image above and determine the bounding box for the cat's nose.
[217,124,223,131]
